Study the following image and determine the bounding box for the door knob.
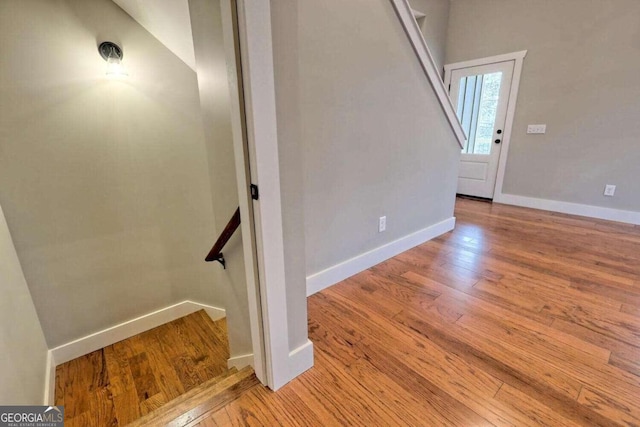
[494,139,501,144]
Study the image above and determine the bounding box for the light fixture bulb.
[105,49,128,77]
[98,42,128,78]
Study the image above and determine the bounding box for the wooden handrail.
[205,207,241,268]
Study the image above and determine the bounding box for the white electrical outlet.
[378,216,386,233]
[604,185,616,197]
[527,124,547,134]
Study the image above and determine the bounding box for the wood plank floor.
[195,198,640,426]
[55,310,230,427]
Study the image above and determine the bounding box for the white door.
[447,61,514,199]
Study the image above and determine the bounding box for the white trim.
[50,301,225,365]
[493,53,526,202]
[495,194,640,226]
[307,217,456,296]
[236,0,308,390]
[227,353,254,370]
[390,0,466,148]
[43,351,55,405]
[443,50,527,73]
[286,339,314,384]
[444,51,527,200]
[220,0,267,386]
[411,8,426,19]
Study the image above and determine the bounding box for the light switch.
[527,124,547,134]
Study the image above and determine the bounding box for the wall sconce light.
[98,41,128,77]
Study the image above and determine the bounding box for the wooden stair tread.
[125,366,259,427]
[142,366,239,420]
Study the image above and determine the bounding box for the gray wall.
[0,205,48,405]
[410,0,451,75]
[0,0,222,347]
[290,0,460,280]
[447,0,640,211]
[189,0,252,356]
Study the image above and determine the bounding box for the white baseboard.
[306,217,456,296]
[269,339,313,391]
[495,193,640,225]
[43,351,55,405]
[50,301,225,366]
[200,305,227,323]
[227,353,254,370]
[289,339,313,378]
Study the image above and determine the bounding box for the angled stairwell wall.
[188,0,253,360]
[0,0,225,352]
[408,0,451,75]
[269,0,462,301]
[0,204,49,405]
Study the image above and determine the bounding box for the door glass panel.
[456,72,503,155]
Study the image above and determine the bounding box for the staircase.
[126,366,260,427]
[55,311,261,427]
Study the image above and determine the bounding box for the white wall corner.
[227,353,254,371]
[50,301,225,366]
[495,193,640,225]
[306,217,456,296]
[43,351,56,406]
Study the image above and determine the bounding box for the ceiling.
[112,0,196,70]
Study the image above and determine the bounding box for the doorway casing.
[222,0,314,390]
[444,50,527,201]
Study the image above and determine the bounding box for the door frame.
[221,0,314,390]
[444,50,527,201]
